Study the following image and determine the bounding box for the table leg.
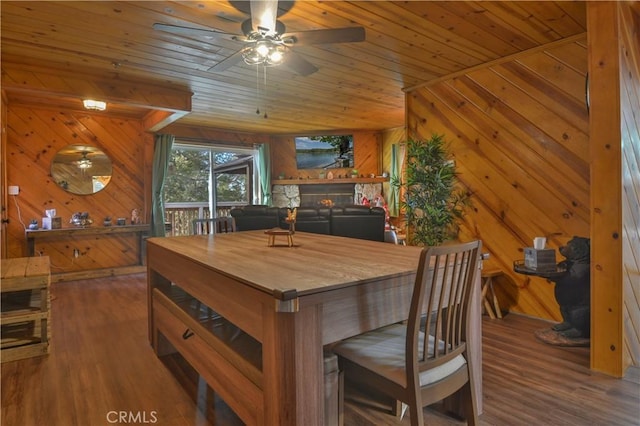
[26,237,35,257]
[481,279,496,319]
[262,302,324,425]
[147,269,171,344]
[489,280,503,319]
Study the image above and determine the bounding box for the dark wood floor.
[2,274,639,425]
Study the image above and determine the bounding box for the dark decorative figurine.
[547,236,591,339]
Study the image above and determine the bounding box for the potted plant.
[394,134,469,246]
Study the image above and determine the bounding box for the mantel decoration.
[394,134,470,246]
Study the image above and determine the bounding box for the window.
[163,143,255,235]
[214,152,252,205]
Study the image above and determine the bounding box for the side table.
[1,256,51,362]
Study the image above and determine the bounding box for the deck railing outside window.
[164,202,247,236]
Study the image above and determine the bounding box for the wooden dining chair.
[192,217,236,235]
[332,240,482,426]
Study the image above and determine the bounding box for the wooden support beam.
[143,110,190,133]
[587,1,624,377]
[1,62,191,132]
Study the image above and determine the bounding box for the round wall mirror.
[51,144,112,195]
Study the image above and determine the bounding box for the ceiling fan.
[153,0,365,76]
[73,151,93,170]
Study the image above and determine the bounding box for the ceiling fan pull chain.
[263,66,268,118]
[255,64,260,115]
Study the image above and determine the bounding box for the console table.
[25,225,149,281]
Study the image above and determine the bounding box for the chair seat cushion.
[333,324,466,388]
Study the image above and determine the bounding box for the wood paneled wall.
[619,1,639,370]
[269,131,381,180]
[406,37,590,324]
[4,104,152,274]
[1,92,8,257]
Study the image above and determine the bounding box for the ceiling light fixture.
[77,153,93,170]
[242,37,286,67]
[82,99,107,111]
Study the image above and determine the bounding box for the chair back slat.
[407,241,481,375]
[193,217,237,235]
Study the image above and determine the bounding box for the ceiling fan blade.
[250,0,278,33]
[215,10,246,24]
[153,23,234,39]
[284,51,318,76]
[285,27,365,46]
[209,49,245,73]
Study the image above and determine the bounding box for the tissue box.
[524,248,556,271]
[42,217,62,230]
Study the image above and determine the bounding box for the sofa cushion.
[330,205,385,242]
[279,207,331,235]
[230,205,280,231]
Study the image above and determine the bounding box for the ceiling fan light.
[268,47,285,65]
[83,99,106,111]
[255,42,271,57]
[243,40,286,67]
[77,158,93,169]
[243,47,263,65]
[76,152,93,169]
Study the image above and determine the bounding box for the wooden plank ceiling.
[0,1,586,133]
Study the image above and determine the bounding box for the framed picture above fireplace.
[295,135,354,169]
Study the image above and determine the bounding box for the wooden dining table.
[146,230,482,425]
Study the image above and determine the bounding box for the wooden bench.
[481,268,504,319]
[1,256,51,362]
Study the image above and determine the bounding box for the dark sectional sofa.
[230,205,386,242]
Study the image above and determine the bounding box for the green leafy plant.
[394,134,470,246]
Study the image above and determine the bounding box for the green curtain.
[257,143,272,205]
[151,134,174,237]
[388,144,400,217]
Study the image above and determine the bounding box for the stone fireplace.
[299,184,353,206]
[272,183,383,208]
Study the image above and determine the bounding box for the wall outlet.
[8,186,19,195]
